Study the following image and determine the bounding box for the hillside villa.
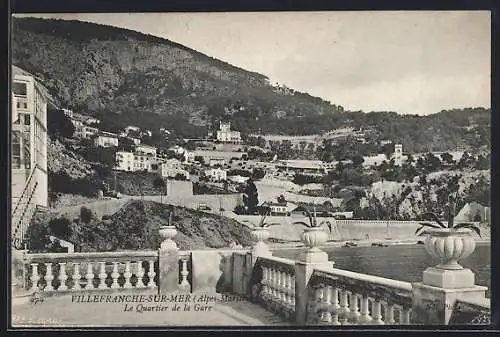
[215,121,242,144]
[161,159,190,180]
[135,143,157,156]
[205,168,227,182]
[93,131,119,148]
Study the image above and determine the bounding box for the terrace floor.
[11,291,290,327]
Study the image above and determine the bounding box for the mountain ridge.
[12,17,490,152]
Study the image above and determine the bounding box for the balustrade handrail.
[311,266,413,308]
[257,256,295,274]
[314,266,412,292]
[25,250,158,263]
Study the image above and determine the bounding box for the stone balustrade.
[25,251,159,292]
[253,256,296,320]
[306,267,412,325]
[17,225,490,326]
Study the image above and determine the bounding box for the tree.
[252,168,266,180]
[243,179,259,214]
[48,217,72,239]
[440,152,455,166]
[80,207,94,224]
[47,108,75,138]
[153,177,166,203]
[352,154,364,167]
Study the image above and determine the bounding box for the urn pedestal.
[159,225,178,250]
[422,228,476,288]
[251,228,271,257]
[299,227,330,264]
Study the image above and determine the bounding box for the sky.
[15,11,491,115]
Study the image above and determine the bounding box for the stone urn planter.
[159,225,178,250]
[302,227,329,252]
[251,228,271,255]
[423,228,476,270]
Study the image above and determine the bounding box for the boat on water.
[343,241,358,248]
[371,242,389,247]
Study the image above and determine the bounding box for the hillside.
[12,17,490,152]
[12,17,340,138]
[29,200,254,252]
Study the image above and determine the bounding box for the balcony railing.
[15,228,490,326]
[306,267,412,325]
[24,251,159,292]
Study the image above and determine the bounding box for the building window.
[24,114,31,125]
[23,131,31,169]
[13,82,27,96]
[12,131,21,169]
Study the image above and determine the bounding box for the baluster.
[290,276,296,306]
[98,262,107,289]
[180,258,190,289]
[276,270,282,301]
[320,286,332,324]
[281,272,288,304]
[338,289,350,325]
[385,303,396,325]
[400,308,411,325]
[330,287,341,325]
[358,295,373,324]
[58,263,68,291]
[110,262,120,288]
[123,261,132,288]
[262,267,269,295]
[269,268,275,297]
[371,301,384,325]
[147,260,156,288]
[348,292,360,324]
[85,262,95,289]
[44,263,54,291]
[30,263,40,291]
[136,261,145,288]
[72,263,82,290]
[282,273,290,306]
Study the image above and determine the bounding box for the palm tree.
[292,201,333,233]
[415,194,481,236]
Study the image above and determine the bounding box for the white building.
[114,151,158,172]
[127,137,141,145]
[75,125,99,139]
[94,131,119,147]
[268,202,289,216]
[115,151,135,171]
[209,158,226,167]
[205,168,227,181]
[216,122,241,143]
[135,144,157,156]
[161,159,190,180]
[228,175,249,184]
[84,116,100,125]
[125,125,140,134]
[11,66,49,248]
[394,144,403,166]
[133,153,156,172]
[62,108,73,118]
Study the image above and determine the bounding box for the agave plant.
[292,202,333,233]
[242,202,282,229]
[415,195,481,237]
